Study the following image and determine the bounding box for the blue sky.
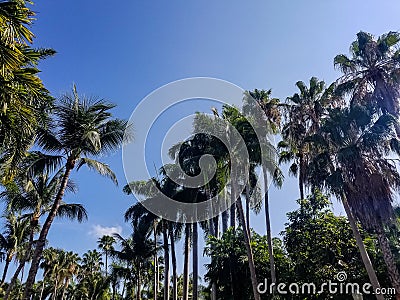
[21,0,400,279]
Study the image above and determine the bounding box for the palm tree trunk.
[169,224,178,300]
[341,195,384,300]
[375,225,400,296]
[61,279,69,300]
[222,211,228,233]
[262,165,276,286]
[1,256,12,286]
[5,259,25,299]
[183,224,191,300]
[192,222,198,300]
[52,278,58,300]
[23,158,75,300]
[236,198,260,300]
[230,204,236,229]
[163,223,170,300]
[154,223,158,300]
[299,153,305,200]
[105,252,108,277]
[122,277,126,298]
[245,184,251,237]
[213,216,219,238]
[211,216,218,300]
[137,268,142,300]
[39,279,45,300]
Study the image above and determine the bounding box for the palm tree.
[0,0,55,179]
[2,169,87,300]
[98,235,116,276]
[23,85,130,299]
[0,211,30,286]
[124,179,169,300]
[334,31,400,136]
[38,247,60,300]
[169,222,183,300]
[306,105,400,298]
[182,223,191,300]
[112,221,156,300]
[279,77,336,200]
[81,250,104,277]
[59,251,80,300]
[240,92,284,291]
[177,107,270,300]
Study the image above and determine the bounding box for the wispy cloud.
[89,224,122,238]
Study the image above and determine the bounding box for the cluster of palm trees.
[1,1,400,300]
[121,31,400,300]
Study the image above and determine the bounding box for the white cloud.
[89,224,122,238]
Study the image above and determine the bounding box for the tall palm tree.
[2,168,87,300]
[98,235,116,276]
[181,223,191,300]
[0,211,30,286]
[306,105,400,298]
[241,92,284,290]
[334,31,400,136]
[279,77,336,200]
[168,221,183,300]
[170,121,261,299]
[23,85,130,298]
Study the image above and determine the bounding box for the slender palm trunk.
[105,252,108,277]
[183,224,191,300]
[39,272,48,300]
[137,268,142,300]
[228,191,238,299]
[52,278,58,300]
[24,159,75,299]
[236,197,260,300]
[211,216,218,300]
[61,279,69,300]
[122,277,126,298]
[341,195,384,300]
[222,211,228,233]
[192,222,198,300]
[230,204,236,229]
[299,153,305,200]
[213,216,219,238]
[163,223,170,300]
[375,225,400,296]
[262,165,276,286]
[154,224,158,300]
[1,255,12,286]
[169,224,178,300]
[245,184,251,236]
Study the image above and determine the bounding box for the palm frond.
[76,158,118,185]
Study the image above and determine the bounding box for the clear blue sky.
[24,0,400,279]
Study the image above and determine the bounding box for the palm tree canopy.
[35,85,132,185]
[306,105,400,229]
[334,31,400,117]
